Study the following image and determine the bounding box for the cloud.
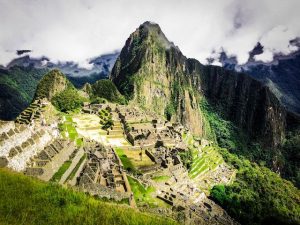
[0,0,299,67]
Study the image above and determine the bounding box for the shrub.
[91,97,107,104]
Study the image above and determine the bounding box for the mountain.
[110,21,285,148]
[111,22,207,136]
[109,21,300,224]
[0,52,118,120]
[34,69,74,100]
[6,52,119,87]
[219,44,300,116]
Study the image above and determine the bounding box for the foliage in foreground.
[0,168,178,225]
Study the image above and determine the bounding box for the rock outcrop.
[186,60,286,147]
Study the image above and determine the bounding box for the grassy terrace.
[0,168,178,225]
[115,147,137,173]
[127,176,169,208]
[182,133,224,179]
[65,153,87,182]
[189,146,224,179]
[60,114,83,147]
[50,160,72,182]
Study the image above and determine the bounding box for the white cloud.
[0,0,299,67]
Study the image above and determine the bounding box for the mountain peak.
[34,69,74,100]
[139,21,161,31]
[134,21,175,50]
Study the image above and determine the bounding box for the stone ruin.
[24,139,74,180]
[116,106,183,147]
[77,141,132,202]
[15,98,48,125]
[0,121,54,171]
[82,103,118,115]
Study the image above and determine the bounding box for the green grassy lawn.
[0,168,178,225]
[50,160,72,182]
[61,115,83,147]
[115,147,137,173]
[127,176,169,208]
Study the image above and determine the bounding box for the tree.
[52,88,83,112]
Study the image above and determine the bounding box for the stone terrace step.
[59,148,84,184]
[38,142,75,181]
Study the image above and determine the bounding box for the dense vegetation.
[92,79,126,104]
[0,168,178,225]
[211,147,300,225]
[0,66,48,119]
[0,66,109,120]
[201,98,300,189]
[200,99,300,225]
[281,130,300,187]
[67,72,107,88]
[52,88,84,112]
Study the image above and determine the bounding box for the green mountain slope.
[91,79,126,104]
[0,67,48,120]
[0,66,108,120]
[0,168,178,225]
[200,100,300,224]
[34,69,75,100]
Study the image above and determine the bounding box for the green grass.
[50,160,72,182]
[0,168,178,225]
[127,176,168,208]
[151,175,170,182]
[61,115,83,147]
[185,134,224,180]
[66,153,87,182]
[115,147,137,173]
[76,138,83,147]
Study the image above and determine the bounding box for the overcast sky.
[0,0,299,68]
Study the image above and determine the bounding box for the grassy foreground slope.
[0,168,178,225]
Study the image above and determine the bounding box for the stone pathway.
[59,148,84,184]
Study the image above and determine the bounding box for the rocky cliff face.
[186,60,286,147]
[110,21,286,146]
[219,47,300,116]
[111,22,205,135]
